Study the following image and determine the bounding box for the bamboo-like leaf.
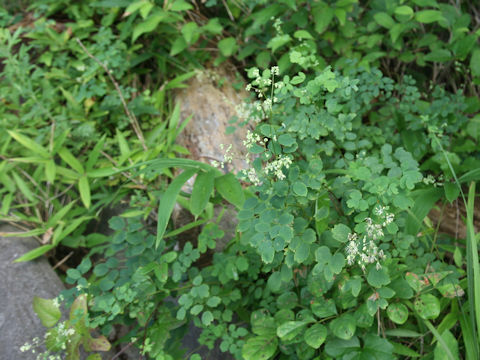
[14,244,54,262]
[45,159,56,183]
[466,182,480,355]
[11,170,35,202]
[46,201,76,228]
[86,135,106,171]
[58,147,84,174]
[78,176,91,208]
[7,130,50,158]
[156,169,197,248]
[190,170,215,217]
[459,309,477,360]
[423,320,456,360]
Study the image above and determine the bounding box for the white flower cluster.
[264,155,292,180]
[234,102,263,123]
[422,174,444,187]
[20,320,75,358]
[241,168,261,186]
[243,130,263,150]
[373,205,394,227]
[345,206,394,271]
[210,144,235,169]
[272,18,283,34]
[346,232,386,272]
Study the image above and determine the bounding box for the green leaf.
[45,160,56,183]
[278,134,296,146]
[470,48,480,77]
[374,12,395,28]
[293,30,313,40]
[324,337,361,357]
[330,314,356,340]
[330,253,345,273]
[242,335,277,360]
[78,176,91,209]
[170,0,193,11]
[207,296,221,307]
[311,298,337,318]
[277,321,311,341]
[331,223,351,243]
[215,172,245,208]
[312,3,334,34]
[157,169,197,248]
[414,294,440,320]
[424,320,458,360]
[267,272,282,292]
[14,244,55,262]
[203,18,223,35]
[392,341,421,357]
[405,272,424,293]
[394,5,414,18]
[190,304,204,315]
[190,171,215,217]
[304,323,327,349]
[251,310,277,336]
[405,188,443,235]
[181,22,199,44]
[201,310,214,326]
[33,297,61,327]
[259,240,275,263]
[444,182,460,203]
[354,334,394,358]
[415,10,444,24]
[170,36,188,56]
[387,303,409,324]
[218,37,237,57]
[11,171,35,202]
[58,147,84,174]
[385,328,423,337]
[132,11,167,42]
[292,182,307,196]
[7,130,49,158]
[367,267,390,288]
[267,34,291,54]
[424,49,452,63]
[276,292,298,310]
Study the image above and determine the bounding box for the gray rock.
[0,223,65,360]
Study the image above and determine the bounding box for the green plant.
[6,1,480,359]
[51,63,479,359]
[22,295,111,360]
[0,19,196,260]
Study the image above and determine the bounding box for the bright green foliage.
[4,0,479,359]
[57,64,471,359]
[27,295,111,359]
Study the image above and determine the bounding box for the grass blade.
[465,182,480,354]
[423,320,455,360]
[156,169,197,248]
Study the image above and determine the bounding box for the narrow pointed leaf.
[156,169,197,248]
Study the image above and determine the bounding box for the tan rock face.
[174,65,250,174]
[172,65,251,253]
[429,199,480,239]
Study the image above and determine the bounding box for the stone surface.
[175,64,250,174]
[173,65,250,249]
[0,223,65,360]
[172,65,246,360]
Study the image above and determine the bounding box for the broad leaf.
[33,297,61,327]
